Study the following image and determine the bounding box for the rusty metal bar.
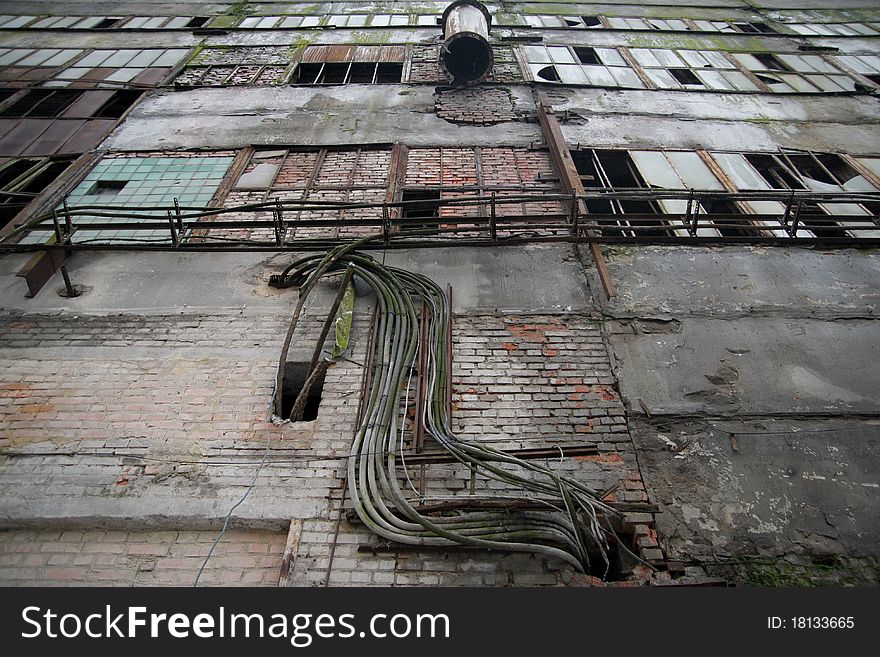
[535,89,617,300]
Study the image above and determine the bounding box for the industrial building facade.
[0,0,878,587]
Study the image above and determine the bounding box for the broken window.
[571,149,666,237]
[668,68,703,86]
[11,153,236,245]
[400,190,441,233]
[291,46,406,85]
[713,151,880,238]
[789,22,880,36]
[523,45,643,87]
[733,22,777,34]
[0,90,84,117]
[185,17,209,28]
[174,47,291,86]
[0,156,75,229]
[732,52,855,92]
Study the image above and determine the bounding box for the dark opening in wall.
[400,189,441,231]
[537,65,560,81]
[702,199,753,236]
[293,62,403,85]
[669,68,702,85]
[571,149,665,236]
[864,73,880,86]
[745,154,805,189]
[0,157,74,229]
[93,90,143,118]
[0,89,84,118]
[581,16,602,27]
[574,47,600,65]
[87,180,128,195]
[280,362,325,421]
[186,17,210,28]
[565,19,581,27]
[94,18,122,29]
[735,22,776,34]
[754,53,789,71]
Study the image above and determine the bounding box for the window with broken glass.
[570,147,880,239]
[730,52,857,92]
[291,46,405,85]
[0,156,76,229]
[711,151,880,239]
[522,45,645,87]
[174,47,292,87]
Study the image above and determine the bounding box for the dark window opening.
[735,22,777,34]
[574,47,600,65]
[755,73,785,86]
[702,199,753,236]
[565,19,581,27]
[87,180,128,195]
[754,53,789,71]
[669,68,702,85]
[94,18,122,29]
[744,154,805,189]
[93,90,143,118]
[581,16,602,27]
[321,63,349,84]
[571,149,665,236]
[348,62,376,83]
[787,154,838,185]
[0,157,74,229]
[864,73,880,86]
[376,62,403,83]
[537,65,560,82]
[293,63,323,84]
[0,89,15,104]
[280,362,325,422]
[400,190,441,232]
[186,17,210,28]
[293,62,402,85]
[799,205,849,238]
[0,89,84,118]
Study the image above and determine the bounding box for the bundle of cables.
[272,243,624,576]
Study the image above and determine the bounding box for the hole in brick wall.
[537,65,560,82]
[668,68,702,85]
[87,180,128,195]
[573,47,600,65]
[281,362,325,422]
[400,189,441,232]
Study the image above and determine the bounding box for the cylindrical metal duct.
[440,0,493,84]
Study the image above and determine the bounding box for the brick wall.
[285,312,661,587]
[435,87,516,125]
[0,303,660,587]
[408,45,523,83]
[0,528,285,586]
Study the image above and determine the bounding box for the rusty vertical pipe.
[440,0,493,84]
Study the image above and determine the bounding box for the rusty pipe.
[440,0,493,84]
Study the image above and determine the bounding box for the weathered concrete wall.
[589,245,880,581]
